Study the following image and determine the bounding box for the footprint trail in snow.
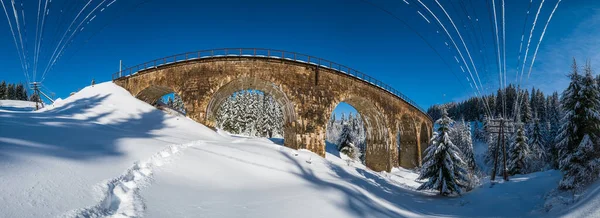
[63,141,206,218]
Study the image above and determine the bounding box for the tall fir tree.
[509,123,530,175]
[528,118,547,172]
[0,81,6,99]
[452,119,477,173]
[556,59,600,190]
[546,92,562,168]
[520,90,532,123]
[173,94,185,113]
[7,83,16,100]
[14,83,26,101]
[20,84,28,101]
[417,109,468,196]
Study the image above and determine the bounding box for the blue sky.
[0,0,598,117]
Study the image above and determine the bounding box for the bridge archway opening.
[326,96,389,171]
[214,89,284,138]
[135,85,187,115]
[399,114,419,168]
[325,102,367,162]
[206,77,296,148]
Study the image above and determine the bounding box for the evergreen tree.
[173,94,185,114]
[337,121,352,150]
[20,83,28,101]
[452,119,477,174]
[556,60,600,190]
[262,95,279,138]
[536,90,547,124]
[520,90,532,123]
[218,95,237,133]
[509,123,530,175]
[167,96,174,108]
[530,87,538,119]
[506,85,517,118]
[0,81,6,99]
[14,83,26,101]
[528,118,546,172]
[417,109,468,196]
[496,89,504,117]
[329,113,336,129]
[462,122,476,172]
[7,83,16,100]
[546,92,561,168]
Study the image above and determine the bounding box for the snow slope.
[0,83,221,217]
[544,179,600,218]
[0,82,584,217]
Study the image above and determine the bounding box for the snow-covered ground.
[0,99,37,111]
[0,82,595,217]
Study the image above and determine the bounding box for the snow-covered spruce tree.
[217,95,236,133]
[509,123,530,175]
[166,96,174,108]
[461,121,477,172]
[528,118,547,172]
[520,90,532,124]
[337,120,360,161]
[173,94,185,114]
[254,94,266,137]
[0,81,6,99]
[546,92,562,168]
[556,60,600,190]
[451,119,478,190]
[450,120,465,150]
[417,109,468,196]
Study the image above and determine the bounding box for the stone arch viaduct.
[112,48,433,172]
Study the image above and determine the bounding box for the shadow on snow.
[0,94,172,162]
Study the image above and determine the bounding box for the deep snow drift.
[0,82,593,217]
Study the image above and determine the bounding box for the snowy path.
[63,141,205,217]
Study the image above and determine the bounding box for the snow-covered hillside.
[0,82,594,217]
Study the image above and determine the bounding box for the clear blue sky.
[1,0,598,117]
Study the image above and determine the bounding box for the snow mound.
[544,179,600,217]
[0,82,221,217]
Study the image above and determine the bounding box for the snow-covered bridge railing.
[111,48,431,120]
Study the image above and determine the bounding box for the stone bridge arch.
[325,94,391,172]
[113,49,433,172]
[205,76,298,149]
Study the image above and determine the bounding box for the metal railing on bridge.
[112,48,431,120]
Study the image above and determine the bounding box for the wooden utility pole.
[29,82,55,110]
[502,120,509,181]
[489,118,511,182]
